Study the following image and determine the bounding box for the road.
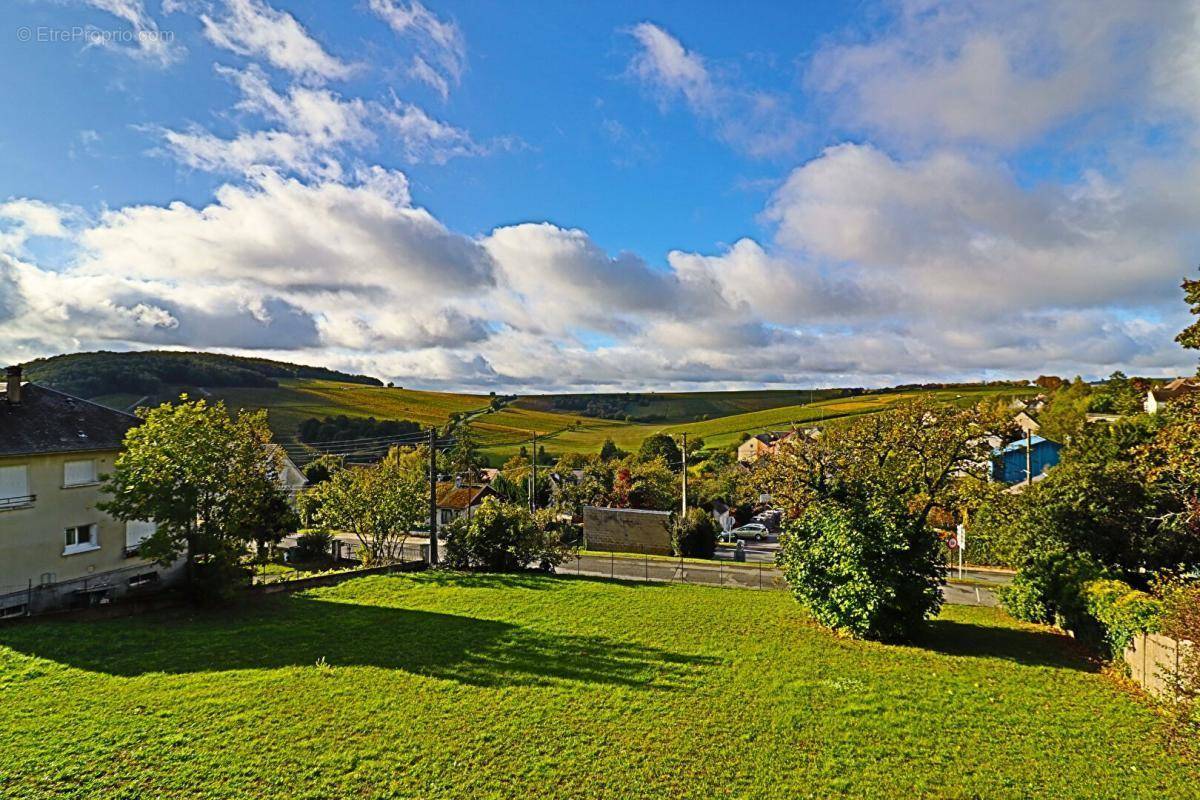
[280,533,1005,607]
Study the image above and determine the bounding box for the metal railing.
[0,494,35,510]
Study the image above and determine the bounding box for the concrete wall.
[0,449,180,615]
[583,506,672,556]
[1123,632,1194,699]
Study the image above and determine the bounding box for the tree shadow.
[914,618,1100,671]
[0,594,722,689]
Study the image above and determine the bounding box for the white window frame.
[63,458,99,488]
[63,523,100,556]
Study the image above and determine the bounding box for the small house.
[435,482,498,526]
[1144,378,1199,415]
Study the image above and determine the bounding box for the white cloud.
[80,0,182,65]
[368,0,467,99]
[807,0,1196,149]
[155,64,485,175]
[764,143,1194,315]
[626,22,804,158]
[198,0,353,82]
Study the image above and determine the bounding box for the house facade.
[736,430,796,463]
[1144,378,1199,414]
[0,367,181,617]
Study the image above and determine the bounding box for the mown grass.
[0,573,1194,799]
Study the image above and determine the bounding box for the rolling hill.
[21,350,1035,465]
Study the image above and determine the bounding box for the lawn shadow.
[914,618,1099,671]
[0,594,722,689]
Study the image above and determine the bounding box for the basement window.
[128,572,158,588]
[0,603,26,619]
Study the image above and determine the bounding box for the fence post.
[610,549,614,579]
[758,562,762,590]
[644,545,648,583]
[720,562,725,588]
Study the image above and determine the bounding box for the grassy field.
[513,388,849,424]
[0,574,1194,799]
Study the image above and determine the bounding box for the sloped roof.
[435,483,494,510]
[0,382,139,457]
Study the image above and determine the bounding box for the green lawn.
[1,574,1194,799]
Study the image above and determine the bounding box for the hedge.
[1082,578,1164,655]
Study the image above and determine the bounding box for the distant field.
[203,380,489,436]
[513,388,848,424]
[116,379,1032,465]
[1,574,1194,798]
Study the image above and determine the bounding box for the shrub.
[776,495,944,642]
[999,551,1106,628]
[442,498,574,571]
[1083,578,1164,655]
[294,530,334,562]
[671,508,718,559]
[1160,580,1200,728]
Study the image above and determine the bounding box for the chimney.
[5,366,20,405]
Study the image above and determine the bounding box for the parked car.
[729,523,771,542]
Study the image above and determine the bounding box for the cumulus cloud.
[368,0,467,99]
[807,0,1196,149]
[197,0,354,82]
[764,143,1194,315]
[626,22,804,158]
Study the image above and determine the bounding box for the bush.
[776,495,944,642]
[1083,578,1164,655]
[999,551,1106,628]
[294,530,334,562]
[1160,580,1200,728]
[672,508,718,559]
[442,498,574,571]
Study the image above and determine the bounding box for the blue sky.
[0,1,1197,390]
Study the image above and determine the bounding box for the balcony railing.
[0,494,35,510]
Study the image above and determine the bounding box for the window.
[63,523,99,555]
[128,572,158,588]
[124,520,156,556]
[0,464,31,508]
[63,459,98,487]
[0,603,26,619]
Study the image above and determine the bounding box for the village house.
[435,481,498,526]
[1144,377,1200,414]
[736,430,796,463]
[0,366,181,617]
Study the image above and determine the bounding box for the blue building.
[992,436,1062,484]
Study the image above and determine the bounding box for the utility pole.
[428,428,439,566]
[681,432,688,517]
[1026,428,1033,487]
[530,431,538,512]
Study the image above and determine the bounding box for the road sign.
[946,536,958,550]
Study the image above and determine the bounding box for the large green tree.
[99,397,296,600]
[1177,273,1200,355]
[311,446,428,565]
[638,433,682,471]
[762,397,1000,641]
